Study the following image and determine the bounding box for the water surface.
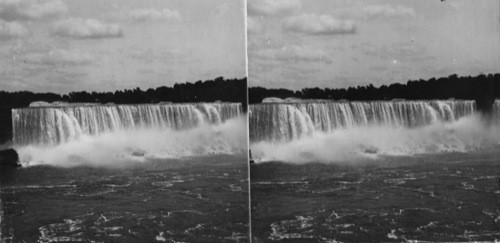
[1,155,249,242]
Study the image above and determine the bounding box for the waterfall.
[12,103,242,146]
[249,100,478,142]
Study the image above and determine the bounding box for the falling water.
[250,100,477,142]
[12,103,241,146]
[250,100,500,162]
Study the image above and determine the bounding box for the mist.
[251,114,500,163]
[16,115,247,168]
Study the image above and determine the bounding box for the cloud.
[283,14,356,35]
[248,0,301,16]
[0,0,67,21]
[125,8,181,22]
[363,5,416,19]
[247,17,263,34]
[0,20,28,39]
[25,49,94,66]
[251,45,332,64]
[52,18,123,39]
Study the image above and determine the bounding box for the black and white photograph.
[0,0,249,242]
[248,0,500,242]
[1,0,500,242]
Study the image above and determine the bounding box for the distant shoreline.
[249,73,499,104]
[0,76,248,109]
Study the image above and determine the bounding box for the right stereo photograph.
[247,0,500,242]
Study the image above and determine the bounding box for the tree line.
[0,77,247,109]
[249,73,500,104]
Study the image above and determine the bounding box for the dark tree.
[248,73,500,104]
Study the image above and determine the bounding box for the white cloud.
[363,5,416,19]
[0,0,67,21]
[52,18,123,39]
[26,49,94,66]
[283,14,356,35]
[126,8,181,22]
[0,20,28,39]
[248,0,301,16]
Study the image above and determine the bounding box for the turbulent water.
[11,103,246,167]
[1,155,249,242]
[250,100,500,162]
[251,152,500,242]
[1,102,249,242]
[250,99,500,242]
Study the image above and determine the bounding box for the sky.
[247,0,500,90]
[0,0,246,93]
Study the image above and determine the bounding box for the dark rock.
[0,148,21,168]
[475,96,496,126]
[363,148,378,154]
[360,145,378,154]
[131,151,145,157]
[249,149,255,164]
[0,108,13,144]
[475,96,495,114]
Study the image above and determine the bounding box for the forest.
[249,73,500,104]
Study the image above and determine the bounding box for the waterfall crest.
[249,100,481,142]
[13,103,242,146]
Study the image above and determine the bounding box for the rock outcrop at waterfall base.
[0,148,20,169]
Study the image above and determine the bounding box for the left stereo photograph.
[0,0,249,242]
